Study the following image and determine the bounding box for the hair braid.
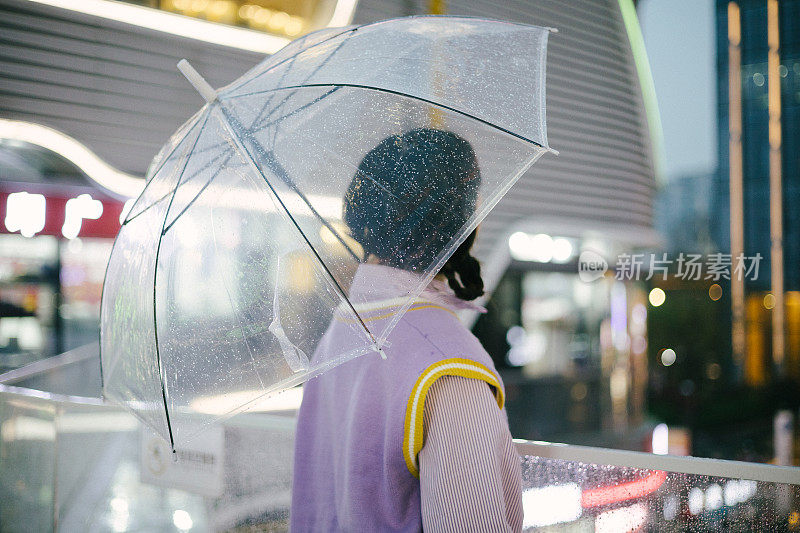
[440,230,484,301]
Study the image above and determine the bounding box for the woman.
[291,128,522,532]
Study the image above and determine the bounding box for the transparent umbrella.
[99,16,557,450]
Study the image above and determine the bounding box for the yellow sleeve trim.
[402,358,504,478]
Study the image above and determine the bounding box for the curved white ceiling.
[0,119,145,199]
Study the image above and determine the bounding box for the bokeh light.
[708,283,722,301]
[648,287,666,307]
[660,348,676,367]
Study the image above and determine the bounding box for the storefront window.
[61,238,114,350]
[0,234,58,371]
[0,182,122,370]
[511,271,609,376]
[475,266,649,447]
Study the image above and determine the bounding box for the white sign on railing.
[140,424,224,498]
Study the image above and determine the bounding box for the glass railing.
[1,345,798,532]
[516,441,799,531]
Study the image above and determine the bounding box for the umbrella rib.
[266,154,361,262]
[223,31,354,132]
[247,52,304,131]
[121,118,204,224]
[222,26,357,99]
[161,151,234,233]
[250,86,340,134]
[125,148,230,226]
[151,111,211,451]
[229,83,549,150]
[214,106,383,354]
[259,38,352,137]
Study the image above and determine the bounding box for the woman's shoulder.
[401,302,486,345]
[386,304,496,376]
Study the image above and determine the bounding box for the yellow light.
[610,369,628,400]
[238,3,256,19]
[269,11,290,31]
[253,7,271,24]
[764,293,776,310]
[570,382,588,402]
[728,2,740,45]
[728,1,746,364]
[208,0,230,17]
[648,288,666,307]
[767,0,785,368]
[709,283,723,301]
[318,224,363,257]
[660,348,676,367]
[320,226,336,244]
[285,17,303,36]
[21,0,291,53]
[189,0,208,13]
[288,253,316,292]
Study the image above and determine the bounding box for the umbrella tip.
[373,339,389,360]
[177,59,217,104]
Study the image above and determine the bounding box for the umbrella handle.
[177,59,217,104]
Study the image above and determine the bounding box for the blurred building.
[654,171,715,255]
[713,0,800,385]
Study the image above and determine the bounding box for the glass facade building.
[714,0,800,290]
[714,0,800,380]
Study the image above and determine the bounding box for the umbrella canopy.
[100,16,555,450]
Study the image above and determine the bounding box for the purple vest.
[291,265,504,532]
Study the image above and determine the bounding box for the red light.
[582,470,667,508]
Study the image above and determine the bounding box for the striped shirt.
[420,375,523,532]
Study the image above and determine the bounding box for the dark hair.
[343,128,484,301]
